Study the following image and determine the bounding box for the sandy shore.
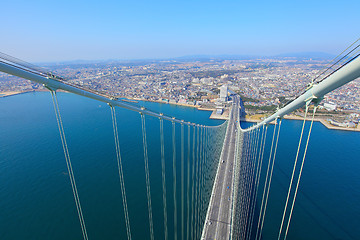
[0,90,35,98]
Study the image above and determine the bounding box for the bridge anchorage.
[0,40,360,239]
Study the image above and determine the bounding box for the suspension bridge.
[0,40,360,240]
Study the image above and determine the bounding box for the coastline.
[284,115,360,132]
[0,90,35,98]
[141,98,232,120]
[132,97,219,112]
[243,114,360,132]
[2,90,359,132]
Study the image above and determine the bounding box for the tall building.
[220,84,228,102]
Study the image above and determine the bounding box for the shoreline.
[0,90,35,98]
[131,97,217,112]
[284,115,360,132]
[244,114,360,132]
[141,98,232,120]
[2,90,359,132]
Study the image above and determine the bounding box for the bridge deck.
[202,97,239,239]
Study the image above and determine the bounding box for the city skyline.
[1,0,359,62]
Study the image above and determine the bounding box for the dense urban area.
[1,56,359,129]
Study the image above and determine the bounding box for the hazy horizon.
[1,0,359,62]
[25,51,334,66]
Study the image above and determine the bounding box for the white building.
[216,107,224,115]
[220,85,228,102]
[324,102,337,111]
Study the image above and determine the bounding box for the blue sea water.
[0,92,359,239]
[241,118,360,239]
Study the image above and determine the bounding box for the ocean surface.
[0,92,359,239]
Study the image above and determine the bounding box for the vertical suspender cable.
[278,104,310,240]
[233,128,241,240]
[194,126,200,239]
[256,120,278,240]
[235,127,243,239]
[197,126,203,238]
[200,127,207,229]
[195,126,201,238]
[247,125,267,240]
[172,121,178,240]
[186,125,191,240]
[190,125,196,240]
[201,127,206,233]
[110,106,132,240]
[204,127,210,218]
[140,113,154,240]
[239,130,254,238]
[258,118,282,240]
[237,131,250,237]
[181,123,185,240]
[50,91,88,240]
[247,127,263,239]
[249,128,261,209]
[245,128,263,238]
[160,118,168,240]
[242,129,256,239]
[283,106,317,240]
[238,131,250,239]
[198,127,204,233]
[242,128,259,240]
[242,129,258,239]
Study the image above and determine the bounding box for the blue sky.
[1,0,359,62]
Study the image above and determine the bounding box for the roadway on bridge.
[202,96,239,240]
